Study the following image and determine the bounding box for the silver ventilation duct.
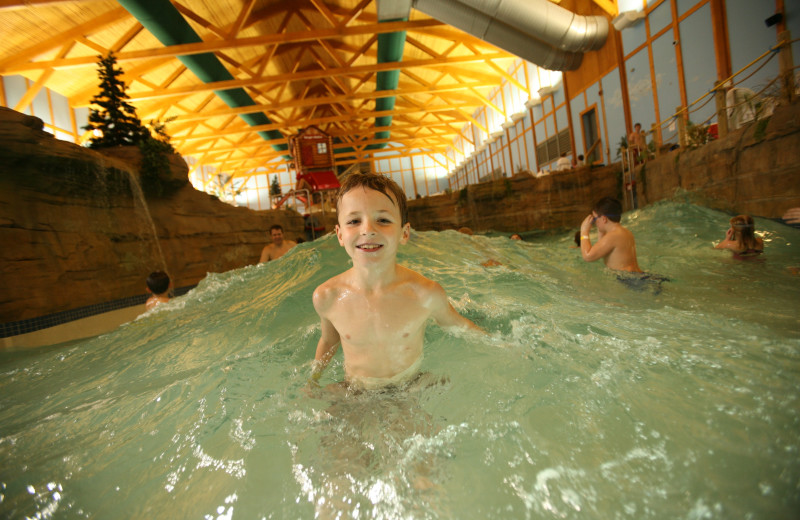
[411,0,608,71]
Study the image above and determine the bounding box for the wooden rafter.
[0,0,544,182]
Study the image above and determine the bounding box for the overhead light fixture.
[765,13,783,27]
[525,98,542,109]
[538,85,559,96]
[612,10,645,31]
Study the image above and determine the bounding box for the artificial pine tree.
[84,52,149,148]
[270,175,281,196]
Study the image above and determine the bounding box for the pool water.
[1,201,799,519]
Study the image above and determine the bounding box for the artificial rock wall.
[0,107,303,322]
[407,99,800,234]
[407,164,621,233]
[631,99,800,216]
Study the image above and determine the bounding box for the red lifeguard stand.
[291,125,339,197]
[273,126,340,239]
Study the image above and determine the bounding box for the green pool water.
[1,200,799,519]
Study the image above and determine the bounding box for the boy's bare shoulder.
[397,266,447,303]
[312,271,350,311]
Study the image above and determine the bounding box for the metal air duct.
[411,0,609,71]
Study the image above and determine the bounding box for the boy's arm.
[428,280,483,332]
[581,234,616,262]
[714,228,734,249]
[579,216,615,263]
[311,286,341,382]
[312,317,340,382]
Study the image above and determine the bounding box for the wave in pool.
[1,200,799,519]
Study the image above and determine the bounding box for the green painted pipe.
[119,0,406,160]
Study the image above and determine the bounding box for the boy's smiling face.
[335,186,410,264]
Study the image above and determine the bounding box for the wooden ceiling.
[0,0,607,181]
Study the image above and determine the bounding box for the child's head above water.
[146,271,170,295]
[730,214,755,233]
[730,214,757,246]
[336,173,408,225]
[592,197,623,223]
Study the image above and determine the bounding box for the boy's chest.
[330,290,429,345]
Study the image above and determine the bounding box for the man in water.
[579,197,641,272]
[259,224,296,263]
[311,173,482,390]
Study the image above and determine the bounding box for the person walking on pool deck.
[259,224,296,263]
[579,197,642,272]
[311,173,483,391]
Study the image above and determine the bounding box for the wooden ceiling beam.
[13,41,73,112]
[309,0,340,28]
[81,52,506,105]
[0,6,130,70]
[2,19,445,74]
[227,0,258,38]
[173,1,227,40]
[169,103,470,145]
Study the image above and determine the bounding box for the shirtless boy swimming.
[579,197,641,272]
[311,173,482,390]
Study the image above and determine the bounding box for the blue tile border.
[0,285,197,339]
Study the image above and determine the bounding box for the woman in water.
[714,214,764,258]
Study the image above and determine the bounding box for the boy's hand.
[580,214,594,236]
[725,227,734,241]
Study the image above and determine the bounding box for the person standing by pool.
[628,123,646,164]
[311,173,483,390]
[579,197,642,272]
[714,214,763,258]
[259,224,296,263]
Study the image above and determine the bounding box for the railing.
[642,31,797,158]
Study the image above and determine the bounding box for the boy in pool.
[579,197,641,272]
[145,271,171,310]
[311,173,483,390]
[579,197,668,293]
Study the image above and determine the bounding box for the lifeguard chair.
[275,126,340,240]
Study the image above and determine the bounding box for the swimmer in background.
[572,230,581,248]
[145,271,171,311]
[714,214,763,258]
[458,226,502,266]
[312,173,483,391]
[782,207,800,226]
[510,233,523,240]
[259,224,296,263]
[579,197,641,272]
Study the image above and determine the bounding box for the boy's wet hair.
[270,224,283,232]
[146,271,170,295]
[336,173,408,225]
[593,197,623,222]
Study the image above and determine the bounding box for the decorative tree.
[83,53,183,196]
[83,52,150,148]
[270,175,281,196]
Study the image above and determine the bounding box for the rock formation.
[0,107,303,322]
